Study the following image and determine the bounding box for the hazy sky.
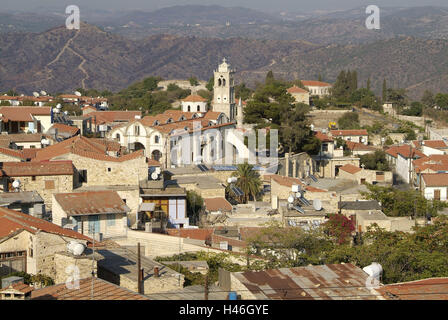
[3,0,447,13]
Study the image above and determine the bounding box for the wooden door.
[434,189,441,201]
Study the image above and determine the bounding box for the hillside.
[1,23,448,98]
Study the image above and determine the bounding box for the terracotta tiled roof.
[21,148,39,160]
[235,98,247,105]
[0,282,33,294]
[204,197,233,212]
[181,94,207,102]
[339,164,362,174]
[386,145,425,159]
[0,133,43,143]
[53,191,130,216]
[412,140,448,149]
[287,86,308,94]
[0,147,25,160]
[345,141,376,151]
[166,228,214,241]
[202,111,222,121]
[413,154,448,167]
[330,129,368,137]
[48,123,80,136]
[147,158,161,166]
[315,131,334,142]
[33,136,143,162]
[267,174,327,192]
[0,160,74,177]
[421,173,448,187]
[377,278,448,300]
[301,80,332,87]
[31,277,149,300]
[87,111,142,125]
[0,207,92,241]
[59,94,80,99]
[0,106,51,122]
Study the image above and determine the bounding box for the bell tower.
[212,58,235,121]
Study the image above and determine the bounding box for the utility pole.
[137,242,143,294]
[91,224,95,300]
[204,273,209,300]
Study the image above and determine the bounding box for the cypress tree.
[367,78,371,91]
[382,79,387,101]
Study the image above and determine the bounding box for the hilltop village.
[1,58,448,300]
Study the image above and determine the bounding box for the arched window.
[154,135,159,144]
[222,79,226,86]
[197,105,200,111]
[218,79,222,86]
[187,105,191,112]
[115,133,120,141]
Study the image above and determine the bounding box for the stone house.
[287,86,310,105]
[52,190,130,239]
[345,141,377,156]
[0,161,74,209]
[0,106,52,134]
[0,207,93,278]
[301,80,332,97]
[330,129,369,145]
[0,133,44,149]
[32,135,148,188]
[86,110,142,133]
[338,164,393,185]
[204,197,233,214]
[421,173,448,201]
[0,147,25,162]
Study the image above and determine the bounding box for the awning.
[138,203,155,212]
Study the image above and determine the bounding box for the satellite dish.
[40,90,47,96]
[227,177,237,184]
[151,172,159,180]
[74,91,82,97]
[313,199,322,211]
[12,180,21,189]
[67,241,85,256]
[287,195,295,204]
[32,92,40,97]
[291,184,300,193]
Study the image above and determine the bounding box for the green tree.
[231,163,262,204]
[435,93,448,110]
[188,76,199,86]
[382,79,387,101]
[235,83,253,101]
[186,190,204,225]
[337,112,360,129]
[265,70,275,84]
[421,90,435,108]
[366,78,371,91]
[279,104,318,154]
[206,77,214,92]
[402,101,423,117]
[359,150,390,171]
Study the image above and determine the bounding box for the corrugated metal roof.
[54,191,130,216]
[377,278,448,300]
[233,263,382,300]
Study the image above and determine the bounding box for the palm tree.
[231,163,262,204]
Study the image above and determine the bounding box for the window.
[197,105,200,111]
[187,105,191,112]
[32,176,36,181]
[106,214,115,227]
[115,133,120,141]
[45,180,55,190]
[322,143,328,152]
[107,168,111,172]
[134,125,140,136]
[154,135,159,144]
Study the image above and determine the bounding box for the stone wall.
[53,253,97,285]
[1,174,73,210]
[59,153,148,187]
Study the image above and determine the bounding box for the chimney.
[153,267,159,277]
